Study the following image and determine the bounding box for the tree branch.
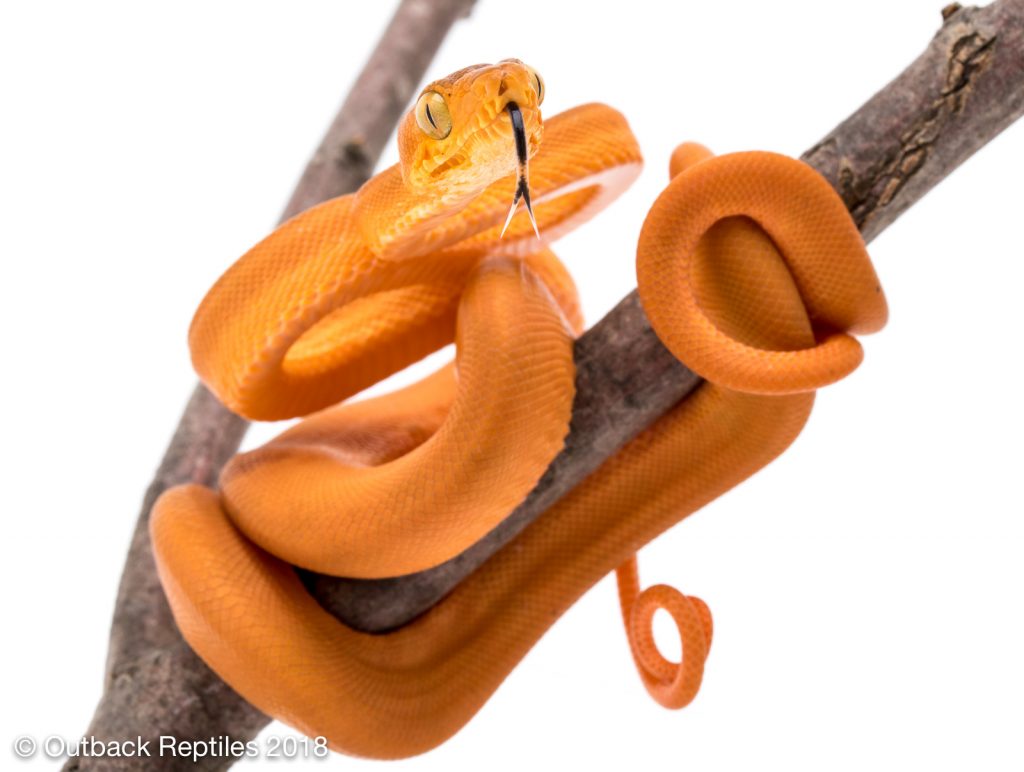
[75,0,1024,768]
[309,0,1024,631]
[67,1,477,770]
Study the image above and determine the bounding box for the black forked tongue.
[500,101,540,239]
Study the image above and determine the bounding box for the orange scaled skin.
[151,60,886,758]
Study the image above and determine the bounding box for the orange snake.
[150,60,887,758]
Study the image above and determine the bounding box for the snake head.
[398,59,544,199]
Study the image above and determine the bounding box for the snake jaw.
[500,101,541,240]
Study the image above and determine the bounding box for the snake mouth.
[500,101,540,239]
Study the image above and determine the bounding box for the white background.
[3,1,1022,770]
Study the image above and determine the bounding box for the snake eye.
[415,91,452,140]
[524,65,545,105]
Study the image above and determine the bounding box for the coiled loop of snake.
[150,62,886,758]
[618,141,886,708]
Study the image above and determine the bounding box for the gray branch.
[71,1,1024,769]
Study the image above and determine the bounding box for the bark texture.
[71,0,1024,767]
[66,1,476,769]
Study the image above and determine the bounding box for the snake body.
[151,61,886,758]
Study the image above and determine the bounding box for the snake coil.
[151,62,885,758]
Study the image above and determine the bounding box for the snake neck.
[352,160,528,260]
[352,165,488,259]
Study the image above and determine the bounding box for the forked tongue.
[500,101,540,239]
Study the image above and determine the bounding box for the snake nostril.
[498,78,508,96]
